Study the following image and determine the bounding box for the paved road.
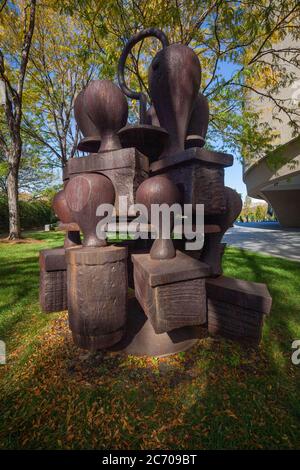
[223,222,300,261]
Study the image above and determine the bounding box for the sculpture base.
[112,296,205,357]
[73,328,124,351]
[132,250,210,334]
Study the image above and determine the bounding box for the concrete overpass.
[243,35,300,228]
[244,135,300,227]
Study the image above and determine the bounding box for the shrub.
[0,195,56,232]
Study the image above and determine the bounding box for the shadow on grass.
[0,241,300,449]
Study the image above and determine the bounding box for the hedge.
[0,195,56,232]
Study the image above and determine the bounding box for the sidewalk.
[223,222,300,261]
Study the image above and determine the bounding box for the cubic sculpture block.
[206,276,272,346]
[67,148,149,216]
[39,27,272,356]
[150,147,233,214]
[39,248,67,313]
[132,251,210,334]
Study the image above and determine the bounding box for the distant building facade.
[243,36,300,227]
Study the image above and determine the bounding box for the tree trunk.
[7,152,20,239]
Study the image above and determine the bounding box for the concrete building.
[243,37,300,227]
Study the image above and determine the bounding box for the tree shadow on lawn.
[22,231,65,243]
[0,247,61,341]
[0,247,300,449]
[0,257,40,315]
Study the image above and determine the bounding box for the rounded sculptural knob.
[74,89,100,138]
[186,92,209,148]
[52,189,73,224]
[52,189,82,248]
[136,175,181,259]
[148,44,201,157]
[65,173,115,247]
[83,80,128,152]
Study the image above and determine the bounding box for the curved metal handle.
[117,28,169,124]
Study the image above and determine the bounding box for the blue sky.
[225,158,247,200]
[211,59,249,202]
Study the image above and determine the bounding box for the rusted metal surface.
[67,148,148,217]
[201,187,243,276]
[150,147,233,171]
[66,246,128,351]
[117,28,169,124]
[145,104,160,127]
[52,189,73,224]
[149,44,201,157]
[41,28,272,353]
[65,173,115,247]
[112,296,204,357]
[39,248,66,272]
[206,276,272,346]
[63,231,81,248]
[39,248,67,313]
[52,190,81,248]
[58,222,80,232]
[77,80,128,152]
[206,276,272,313]
[132,251,210,334]
[40,269,67,313]
[77,136,102,153]
[136,175,181,259]
[74,89,100,140]
[185,92,209,149]
[150,148,234,215]
[118,124,168,161]
[132,250,210,286]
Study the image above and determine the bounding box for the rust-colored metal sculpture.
[117,29,170,161]
[149,44,201,157]
[65,173,115,247]
[201,186,243,276]
[81,80,128,152]
[136,175,180,259]
[186,92,209,149]
[117,27,169,123]
[39,27,272,356]
[74,89,99,137]
[67,246,128,350]
[52,189,81,248]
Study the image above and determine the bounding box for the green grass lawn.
[0,231,300,450]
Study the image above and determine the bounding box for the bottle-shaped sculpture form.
[148,44,201,157]
[52,189,73,225]
[83,80,128,152]
[74,89,100,138]
[65,173,115,247]
[186,92,209,148]
[52,189,81,248]
[136,175,181,259]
